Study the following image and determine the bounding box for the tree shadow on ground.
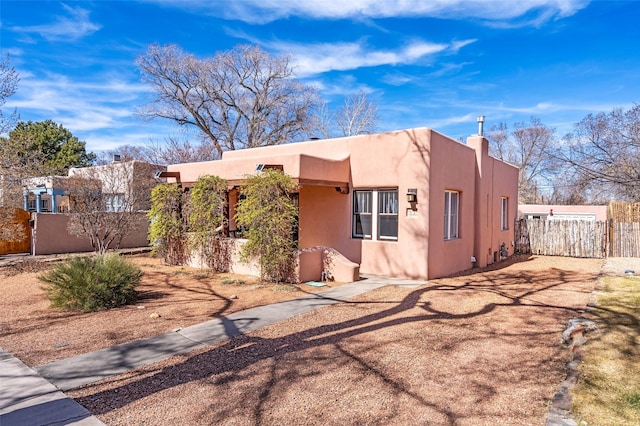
[72,263,600,424]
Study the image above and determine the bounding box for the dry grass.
[60,255,604,426]
[572,275,640,425]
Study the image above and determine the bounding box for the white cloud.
[226,28,475,76]
[144,0,590,26]
[427,112,478,129]
[5,72,149,135]
[81,131,162,152]
[9,3,101,41]
[272,39,461,77]
[3,70,186,151]
[312,75,379,98]
[382,73,414,86]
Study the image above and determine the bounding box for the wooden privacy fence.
[608,201,640,222]
[0,208,31,255]
[515,219,607,258]
[609,222,640,257]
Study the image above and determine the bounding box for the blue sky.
[2,0,639,153]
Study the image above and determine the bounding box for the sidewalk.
[0,349,104,426]
[0,275,424,425]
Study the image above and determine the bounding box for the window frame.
[352,190,373,239]
[377,189,399,241]
[444,190,459,240]
[501,197,509,231]
[352,188,399,241]
[27,198,49,212]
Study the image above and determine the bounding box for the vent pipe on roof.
[477,115,485,136]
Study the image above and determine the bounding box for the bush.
[39,255,142,312]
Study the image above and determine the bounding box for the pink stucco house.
[164,127,519,281]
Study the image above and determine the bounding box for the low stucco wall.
[188,240,359,284]
[32,213,150,255]
[228,240,261,276]
[298,246,360,283]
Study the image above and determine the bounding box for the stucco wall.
[426,132,478,278]
[166,127,519,280]
[32,213,150,255]
[489,157,519,262]
[469,137,519,269]
[298,185,354,255]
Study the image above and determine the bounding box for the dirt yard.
[0,254,346,367]
[29,255,603,425]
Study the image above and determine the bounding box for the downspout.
[490,158,495,261]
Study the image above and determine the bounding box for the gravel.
[63,255,605,426]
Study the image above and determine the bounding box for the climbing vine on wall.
[148,183,186,265]
[187,175,229,271]
[235,168,299,282]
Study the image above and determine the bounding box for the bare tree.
[545,165,590,205]
[334,90,379,137]
[66,161,162,254]
[99,136,220,166]
[0,55,23,239]
[307,100,332,139]
[158,136,219,164]
[137,44,320,157]
[0,55,19,135]
[487,117,558,203]
[95,144,151,165]
[0,137,51,208]
[559,104,640,201]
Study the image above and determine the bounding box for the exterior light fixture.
[406,188,417,203]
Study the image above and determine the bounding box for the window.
[378,190,398,240]
[501,197,509,231]
[353,189,398,241]
[27,198,48,212]
[444,190,459,240]
[105,194,125,212]
[353,190,372,238]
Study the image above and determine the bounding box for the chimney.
[477,115,485,136]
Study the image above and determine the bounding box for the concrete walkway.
[0,349,104,426]
[0,275,424,425]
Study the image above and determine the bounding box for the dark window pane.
[379,215,398,239]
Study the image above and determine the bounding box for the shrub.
[39,255,142,312]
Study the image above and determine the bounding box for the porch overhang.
[168,153,351,192]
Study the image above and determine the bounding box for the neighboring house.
[20,160,166,256]
[518,204,608,221]
[164,127,519,280]
[22,160,166,213]
[67,160,166,212]
[21,176,71,213]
